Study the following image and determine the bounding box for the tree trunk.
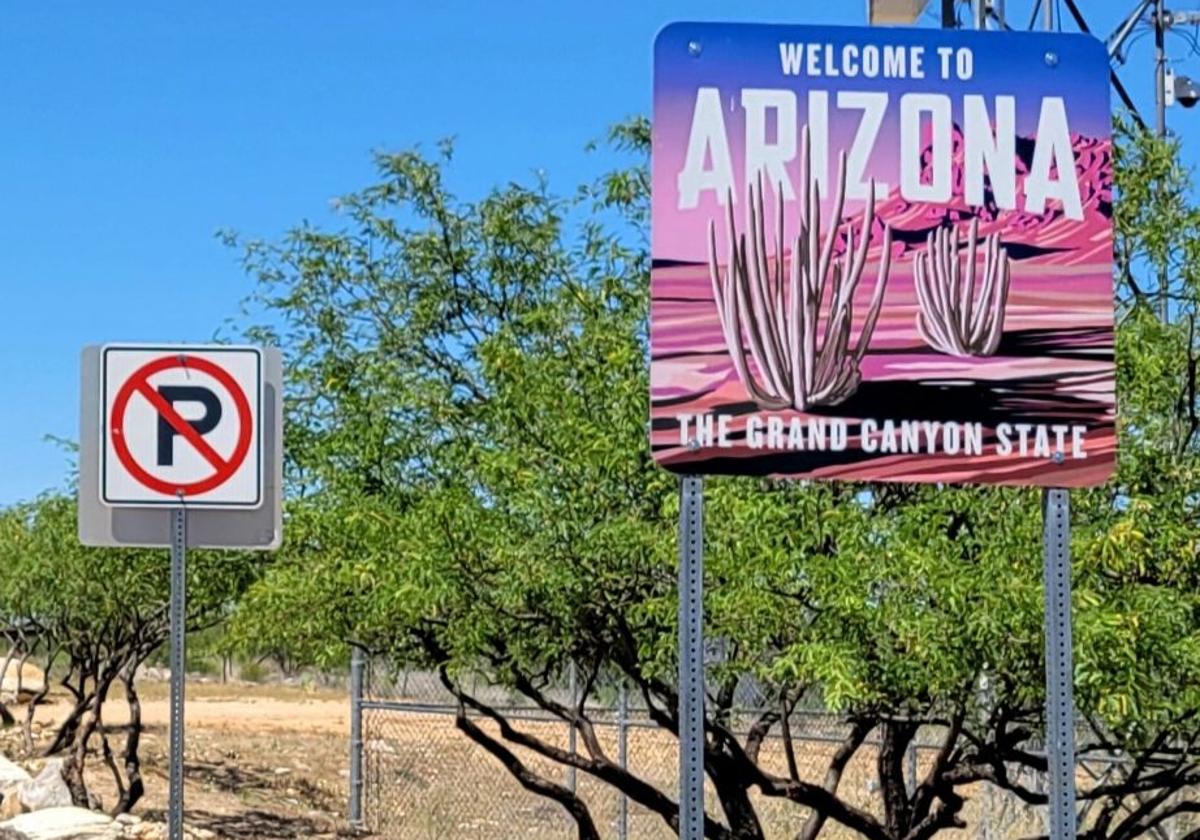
[454,708,602,840]
[796,718,872,840]
[114,671,144,813]
[23,660,55,754]
[63,672,117,807]
[44,666,91,757]
[62,708,97,807]
[0,647,18,728]
[98,714,126,809]
[878,720,918,839]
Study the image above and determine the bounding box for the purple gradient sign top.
[650,22,1115,487]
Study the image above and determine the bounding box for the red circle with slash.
[110,355,253,498]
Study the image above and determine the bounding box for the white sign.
[100,345,263,508]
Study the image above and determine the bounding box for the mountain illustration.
[832,124,1112,268]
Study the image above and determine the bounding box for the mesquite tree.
[0,495,262,813]
[225,119,1200,840]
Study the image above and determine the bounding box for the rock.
[5,761,71,815]
[0,757,30,788]
[0,807,114,840]
[120,822,164,840]
[0,827,27,840]
[0,793,24,821]
[115,822,211,840]
[0,658,45,699]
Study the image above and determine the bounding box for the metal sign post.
[78,344,285,840]
[1042,489,1077,840]
[168,506,188,840]
[678,475,704,840]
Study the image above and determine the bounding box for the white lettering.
[964,95,1017,210]
[861,419,878,452]
[677,414,691,447]
[996,423,1013,455]
[779,42,804,75]
[900,94,952,203]
[838,91,890,200]
[1025,97,1083,220]
[678,88,735,209]
[743,89,797,201]
[1072,426,1088,459]
[747,416,763,449]
[767,416,784,449]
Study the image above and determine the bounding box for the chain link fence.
[348,659,1172,840]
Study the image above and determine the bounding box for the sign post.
[168,507,187,840]
[1043,488,1076,840]
[677,475,704,840]
[651,21,1115,838]
[79,344,283,840]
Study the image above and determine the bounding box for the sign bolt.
[686,438,700,451]
[688,40,702,57]
[1044,51,1059,67]
[1053,452,1065,465]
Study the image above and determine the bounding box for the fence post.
[618,681,629,840]
[349,646,365,827]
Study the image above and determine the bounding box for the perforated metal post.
[349,646,365,826]
[678,475,704,840]
[1042,489,1077,840]
[168,507,187,840]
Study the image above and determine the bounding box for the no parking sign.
[78,343,282,549]
[102,345,263,508]
[79,342,282,840]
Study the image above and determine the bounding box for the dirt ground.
[1,677,1061,840]
[2,679,359,840]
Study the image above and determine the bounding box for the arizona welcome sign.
[650,22,1115,487]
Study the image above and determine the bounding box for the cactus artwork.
[913,218,1012,357]
[707,127,893,412]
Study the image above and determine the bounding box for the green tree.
[227,119,1200,840]
[0,494,263,812]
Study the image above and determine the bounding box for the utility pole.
[1155,0,1170,322]
[1156,0,1167,137]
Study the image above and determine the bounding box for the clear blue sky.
[0,1,1190,504]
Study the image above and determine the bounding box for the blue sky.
[0,1,1190,504]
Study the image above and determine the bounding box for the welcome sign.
[650,22,1115,487]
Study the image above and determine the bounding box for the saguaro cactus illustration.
[913,218,1012,357]
[707,127,893,411]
